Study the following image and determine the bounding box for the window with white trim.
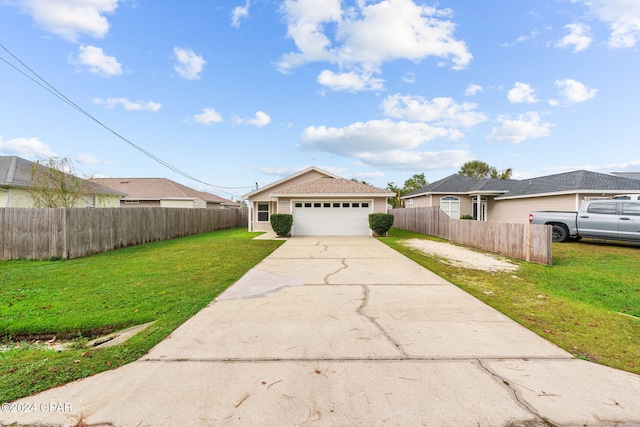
[440,196,460,219]
[257,203,269,222]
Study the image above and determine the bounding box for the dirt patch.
[401,239,518,273]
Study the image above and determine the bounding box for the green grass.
[379,228,640,376]
[0,228,283,403]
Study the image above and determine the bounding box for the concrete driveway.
[3,236,640,426]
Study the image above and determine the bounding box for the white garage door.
[291,201,372,236]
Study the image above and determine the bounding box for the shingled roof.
[91,177,238,205]
[404,170,640,200]
[271,177,394,196]
[0,156,125,196]
[497,170,640,199]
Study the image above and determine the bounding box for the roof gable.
[272,176,393,196]
[243,166,339,199]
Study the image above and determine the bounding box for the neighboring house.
[0,156,124,208]
[402,170,640,224]
[611,172,640,181]
[242,166,394,236]
[91,177,240,209]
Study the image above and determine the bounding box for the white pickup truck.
[529,196,640,242]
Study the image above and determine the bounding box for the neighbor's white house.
[0,156,124,208]
[401,170,640,224]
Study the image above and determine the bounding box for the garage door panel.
[292,201,371,236]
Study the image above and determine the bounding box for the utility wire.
[0,43,254,198]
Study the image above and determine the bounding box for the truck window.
[622,203,640,216]
[587,203,616,215]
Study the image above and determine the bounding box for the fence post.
[526,223,531,262]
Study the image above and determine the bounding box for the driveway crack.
[323,258,348,284]
[357,285,408,358]
[477,359,558,427]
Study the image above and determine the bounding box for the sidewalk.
[3,236,639,426]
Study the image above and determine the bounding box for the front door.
[472,199,487,221]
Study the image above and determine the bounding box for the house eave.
[495,189,640,200]
[269,192,395,198]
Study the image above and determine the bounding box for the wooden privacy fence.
[0,207,248,260]
[391,207,552,265]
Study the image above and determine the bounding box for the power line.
[0,43,254,198]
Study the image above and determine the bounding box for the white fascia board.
[270,192,395,198]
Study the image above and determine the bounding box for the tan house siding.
[8,189,33,208]
[491,194,579,224]
[121,200,158,207]
[372,196,388,213]
[161,199,197,209]
[1,188,120,208]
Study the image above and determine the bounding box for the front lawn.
[380,229,640,376]
[0,228,283,403]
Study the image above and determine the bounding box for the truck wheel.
[551,224,569,242]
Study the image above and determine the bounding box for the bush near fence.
[391,207,552,265]
[0,207,248,261]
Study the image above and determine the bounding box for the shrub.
[270,214,293,237]
[369,213,394,236]
[460,214,474,220]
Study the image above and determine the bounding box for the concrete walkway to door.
[3,236,640,426]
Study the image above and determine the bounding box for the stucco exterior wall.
[121,200,160,207]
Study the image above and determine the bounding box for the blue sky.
[1,0,639,199]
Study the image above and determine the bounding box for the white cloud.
[357,149,472,170]
[301,119,454,155]
[381,94,487,128]
[556,23,592,52]
[11,0,119,42]
[353,171,385,181]
[486,112,553,143]
[317,70,384,91]
[0,135,56,158]
[93,97,161,111]
[235,111,271,127]
[555,79,597,103]
[507,82,538,104]
[76,153,108,166]
[299,118,472,169]
[577,0,640,48]
[173,47,206,80]
[465,84,483,96]
[193,108,223,124]
[402,72,416,84]
[278,0,471,91]
[72,45,122,77]
[231,1,250,27]
[246,111,271,127]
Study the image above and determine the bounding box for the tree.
[458,161,513,180]
[387,173,429,208]
[490,167,513,180]
[386,182,403,208]
[351,178,371,185]
[403,173,427,193]
[27,157,101,207]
